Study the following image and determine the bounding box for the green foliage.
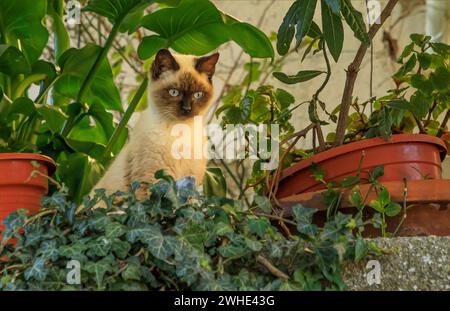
[276,0,368,63]
[0,173,380,291]
[346,35,450,141]
[138,0,274,59]
[0,0,274,202]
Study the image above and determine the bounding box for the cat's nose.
[180,100,192,114]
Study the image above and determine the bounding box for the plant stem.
[334,0,399,146]
[12,74,47,100]
[61,19,123,136]
[102,76,148,162]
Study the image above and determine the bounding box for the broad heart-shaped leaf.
[68,103,128,156]
[203,167,227,198]
[137,35,168,59]
[340,0,370,46]
[226,22,274,59]
[273,70,324,84]
[47,1,70,58]
[321,0,344,62]
[294,0,318,49]
[84,0,155,32]
[276,0,300,55]
[0,0,49,63]
[139,0,273,59]
[140,0,226,57]
[54,44,122,111]
[0,45,30,76]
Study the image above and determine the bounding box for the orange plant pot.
[0,153,56,235]
[276,134,447,199]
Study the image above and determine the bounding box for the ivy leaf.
[248,217,270,237]
[24,257,48,282]
[37,240,59,261]
[127,225,174,260]
[292,204,318,235]
[321,0,344,62]
[218,244,247,258]
[84,255,115,289]
[273,70,324,84]
[254,195,272,213]
[355,238,368,262]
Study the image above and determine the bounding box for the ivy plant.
[0,171,384,291]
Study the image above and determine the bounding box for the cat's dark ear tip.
[156,49,172,57]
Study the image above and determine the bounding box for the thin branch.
[256,255,289,281]
[334,0,399,146]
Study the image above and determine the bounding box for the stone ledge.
[342,236,450,290]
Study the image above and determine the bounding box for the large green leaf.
[140,0,226,57]
[47,0,71,58]
[58,152,104,203]
[226,22,274,59]
[294,0,318,49]
[340,0,370,46]
[273,70,324,84]
[84,0,154,31]
[139,0,273,59]
[137,35,168,59]
[0,45,30,76]
[321,0,344,62]
[54,45,122,111]
[0,0,49,63]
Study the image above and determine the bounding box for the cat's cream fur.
[92,49,219,198]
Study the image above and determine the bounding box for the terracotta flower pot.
[0,153,56,234]
[276,134,447,199]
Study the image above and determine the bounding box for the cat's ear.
[195,53,220,80]
[151,49,180,80]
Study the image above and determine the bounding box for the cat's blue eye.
[168,89,180,97]
[193,92,203,99]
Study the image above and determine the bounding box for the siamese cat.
[93,49,219,198]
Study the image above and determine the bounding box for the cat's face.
[149,49,219,121]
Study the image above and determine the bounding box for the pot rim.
[0,153,56,176]
[281,134,447,181]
